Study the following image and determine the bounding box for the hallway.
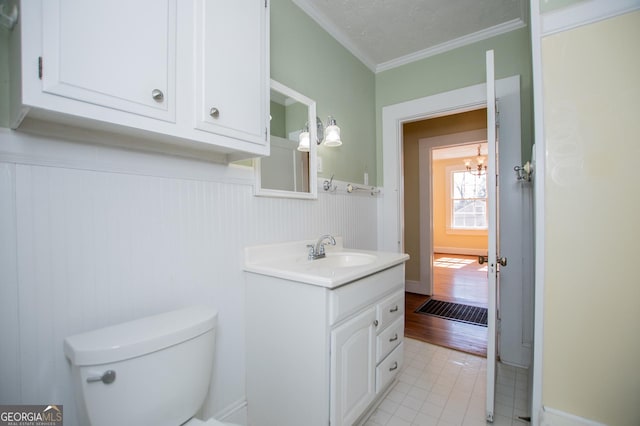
[405,254,488,357]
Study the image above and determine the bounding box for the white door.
[330,307,377,426]
[485,49,504,423]
[41,0,176,121]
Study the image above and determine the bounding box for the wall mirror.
[255,80,318,199]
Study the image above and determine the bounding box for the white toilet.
[64,306,239,426]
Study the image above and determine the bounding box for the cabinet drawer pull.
[389,333,398,342]
[209,107,220,118]
[151,89,164,102]
[389,305,399,313]
[389,362,398,372]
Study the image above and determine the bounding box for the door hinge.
[38,56,43,79]
[264,0,268,8]
[264,127,268,141]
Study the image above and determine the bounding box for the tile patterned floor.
[364,338,530,426]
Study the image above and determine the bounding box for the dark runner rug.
[415,299,488,327]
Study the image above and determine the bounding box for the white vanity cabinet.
[9,0,269,161]
[245,264,406,426]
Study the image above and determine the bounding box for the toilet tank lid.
[64,306,217,366]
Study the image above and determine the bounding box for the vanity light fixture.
[297,116,342,151]
[323,116,342,147]
[297,123,310,152]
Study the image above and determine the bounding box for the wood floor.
[404,254,488,357]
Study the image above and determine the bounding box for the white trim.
[530,1,545,424]
[380,82,492,253]
[214,398,247,423]
[541,406,607,426]
[541,0,640,36]
[376,19,527,73]
[404,280,426,295]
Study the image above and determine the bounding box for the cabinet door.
[195,0,268,146]
[330,307,377,426]
[40,0,176,121]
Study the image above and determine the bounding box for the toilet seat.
[183,417,240,426]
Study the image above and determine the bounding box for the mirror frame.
[254,79,318,199]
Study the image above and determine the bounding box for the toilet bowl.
[64,306,240,426]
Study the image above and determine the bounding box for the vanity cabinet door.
[330,307,377,426]
[194,0,269,147]
[37,0,176,122]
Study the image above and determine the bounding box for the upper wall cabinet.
[194,0,266,146]
[9,0,269,162]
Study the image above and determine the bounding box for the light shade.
[297,130,310,152]
[323,116,342,147]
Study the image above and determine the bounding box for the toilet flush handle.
[86,370,116,384]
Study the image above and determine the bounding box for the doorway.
[402,110,490,355]
[380,75,533,369]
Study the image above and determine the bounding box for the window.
[451,170,487,230]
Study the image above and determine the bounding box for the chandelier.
[464,145,487,176]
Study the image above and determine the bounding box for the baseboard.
[434,247,487,256]
[215,398,248,425]
[405,280,428,295]
[540,406,606,426]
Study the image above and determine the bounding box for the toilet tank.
[64,306,217,426]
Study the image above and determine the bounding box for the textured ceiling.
[292,0,528,72]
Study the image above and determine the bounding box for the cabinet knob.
[373,320,379,327]
[209,107,220,119]
[151,89,164,102]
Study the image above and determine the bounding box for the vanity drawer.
[376,342,404,394]
[376,290,404,330]
[376,316,403,363]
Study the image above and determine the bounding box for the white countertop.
[243,238,410,289]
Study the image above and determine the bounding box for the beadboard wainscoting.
[0,129,379,425]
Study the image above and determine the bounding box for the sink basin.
[313,252,377,268]
[244,238,409,288]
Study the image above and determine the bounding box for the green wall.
[375,27,534,185]
[270,101,286,138]
[271,0,376,184]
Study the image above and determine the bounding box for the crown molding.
[541,0,640,36]
[291,0,377,72]
[376,18,527,73]
[293,0,528,74]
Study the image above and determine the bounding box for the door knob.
[479,256,507,266]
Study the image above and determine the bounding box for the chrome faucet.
[307,234,336,260]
